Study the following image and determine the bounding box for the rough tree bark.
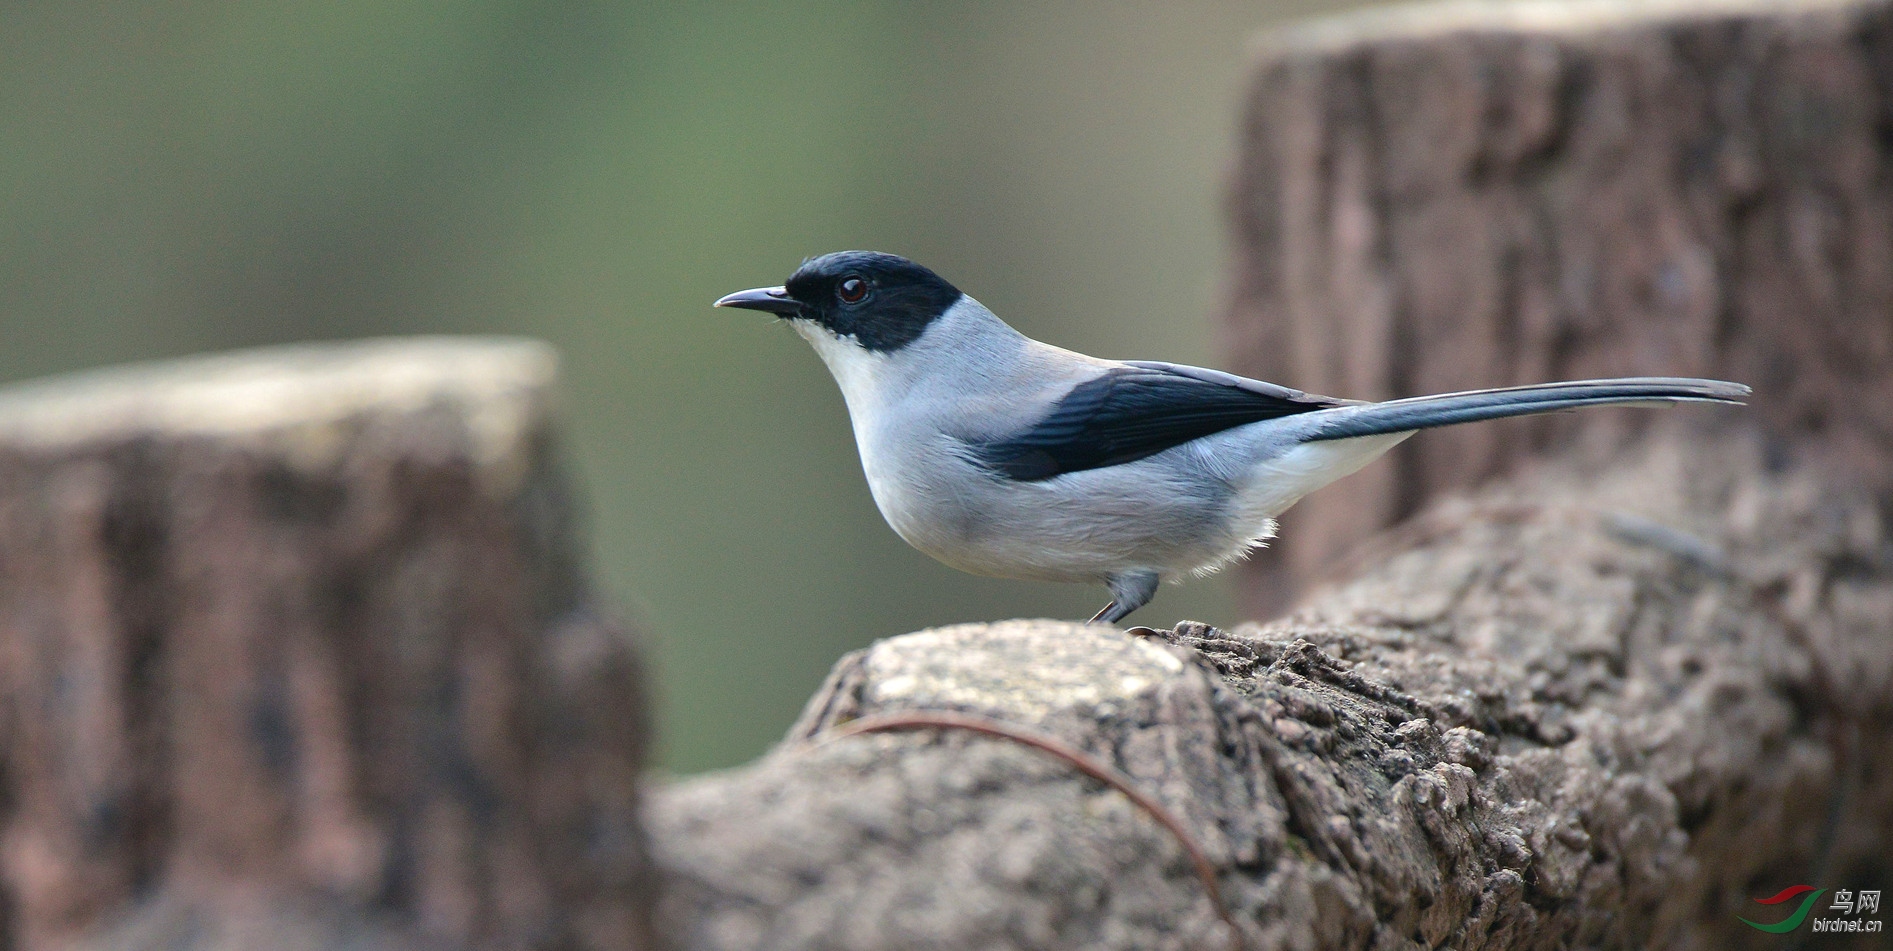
[0,339,655,951]
[1222,0,1893,615]
[646,0,1893,948]
[651,430,1891,950]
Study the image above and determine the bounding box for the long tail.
[1303,377,1749,442]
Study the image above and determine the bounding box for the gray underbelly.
[872,451,1246,584]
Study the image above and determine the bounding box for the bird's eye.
[837,277,869,304]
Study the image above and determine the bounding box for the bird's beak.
[714,285,802,316]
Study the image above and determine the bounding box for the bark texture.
[1222,0,1893,614]
[650,429,1892,950]
[0,339,654,951]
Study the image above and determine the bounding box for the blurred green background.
[1,0,1376,774]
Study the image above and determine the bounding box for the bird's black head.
[715,251,963,353]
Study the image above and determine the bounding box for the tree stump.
[0,338,655,951]
[1222,0,1893,615]
[645,0,1893,948]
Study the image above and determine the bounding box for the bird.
[716,251,1748,624]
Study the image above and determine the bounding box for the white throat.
[793,321,896,422]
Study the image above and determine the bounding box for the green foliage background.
[1,0,1374,773]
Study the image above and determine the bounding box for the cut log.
[0,338,655,951]
[649,429,1892,950]
[1221,0,1893,615]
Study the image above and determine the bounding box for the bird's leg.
[1090,570,1160,625]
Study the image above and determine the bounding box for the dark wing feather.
[972,361,1342,481]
